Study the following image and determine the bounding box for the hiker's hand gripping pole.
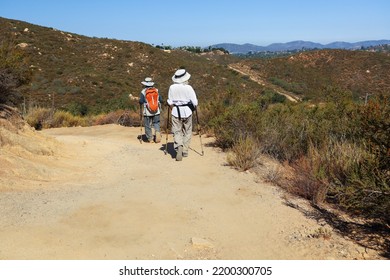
[195,107,204,156]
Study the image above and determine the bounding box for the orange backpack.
[145,87,159,114]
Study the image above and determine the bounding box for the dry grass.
[25,107,92,129]
[309,227,332,240]
[25,108,143,129]
[263,165,283,185]
[25,107,52,129]
[226,136,261,171]
[53,110,91,127]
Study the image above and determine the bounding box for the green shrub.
[269,77,306,95]
[66,102,88,116]
[210,102,262,149]
[0,38,30,106]
[292,139,367,204]
[358,95,389,175]
[342,96,389,222]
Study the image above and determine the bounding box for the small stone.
[191,237,214,249]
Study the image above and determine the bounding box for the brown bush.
[290,156,329,204]
[93,109,139,126]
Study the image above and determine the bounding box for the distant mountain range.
[211,40,390,53]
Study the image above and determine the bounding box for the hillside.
[238,49,390,101]
[0,17,253,114]
[3,17,388,111]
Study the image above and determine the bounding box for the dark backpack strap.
[186,102,195,112]
[174,105,182,120]
[174,102,195,120]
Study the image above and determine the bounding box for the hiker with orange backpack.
[139,77,162,143]
[167,69,198,161]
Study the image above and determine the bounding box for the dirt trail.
[0,124,381,259]
[228,63,302,102]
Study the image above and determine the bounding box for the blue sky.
[1,0,389,47]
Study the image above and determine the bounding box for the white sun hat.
[172,69,191,83]
[141,77,155,87]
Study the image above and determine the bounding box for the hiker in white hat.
[139,77,162,143]
[167,69,198,161]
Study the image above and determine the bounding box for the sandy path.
[0,124,380,259]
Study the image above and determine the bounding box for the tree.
[0,38,30,106]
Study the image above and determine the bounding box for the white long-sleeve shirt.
[167,83,198,119]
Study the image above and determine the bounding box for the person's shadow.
[160,142,175,158]
[137,133,175,158]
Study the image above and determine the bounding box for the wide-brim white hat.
[172,69,191,83]
[141,77,155,87]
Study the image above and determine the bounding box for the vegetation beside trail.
[208,89,389,226]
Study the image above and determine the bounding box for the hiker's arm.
[167,87,173,107]
[189,86,198,107]
[139,92,145,104]
[139,90,146,104]
[158,94,163,110]
[139,103,143,117]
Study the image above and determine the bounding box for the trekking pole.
[164,105,170,155]
[195,107,204,156]
[138,104,143,143]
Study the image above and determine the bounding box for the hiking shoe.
[155,133,161,143]
[183,152,188,157]
[176,146,183,161]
